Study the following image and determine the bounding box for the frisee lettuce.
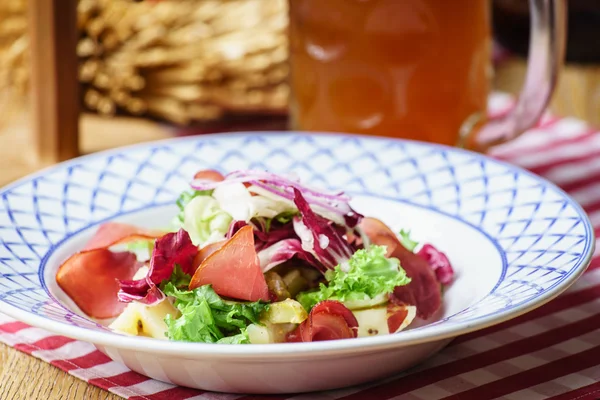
[398,229,419,252]
[297,245,410,312]
[163,283,269,344]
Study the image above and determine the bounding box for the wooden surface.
[0,111,173,186]
[27,0,80,164]
[0,346,116,400]
[1,57,600,399]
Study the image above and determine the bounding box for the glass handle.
[465,0,567,152]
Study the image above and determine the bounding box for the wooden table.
[1,57,600,399]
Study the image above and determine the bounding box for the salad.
[56,169,454,344]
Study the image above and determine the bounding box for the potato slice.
[352,304,416,337]
[247,322,297,344]
[262,299,307,324]
[109,298,180,339]
[247,323,272,344]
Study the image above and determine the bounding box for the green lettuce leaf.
[179,194,232,246]
[163,283,268,344]
[398,229,419,252]
[175,190,209,223]
[216,329,250,344]
[159,265,192,291]
[297,245,411,312]
[274,210,299,225]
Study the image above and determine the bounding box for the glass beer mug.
[288,0,566,151]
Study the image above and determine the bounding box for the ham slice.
[56,223,164,319]
[189,225,270,302]
[387,303,415,333]
[82,222,163,251]
[192,240,226,272]
[360,217,442,319]
[286,300,358,342]
[193,169,225,182]
[57,250,139,319]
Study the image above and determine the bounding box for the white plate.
[0,132,593,393]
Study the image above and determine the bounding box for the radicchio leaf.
[190,169,363,229]
[227,219,298,252]
[292,188,354,270]
[255,220,297,250]
[226,220,248,239]
[117,279,165,304]
[257,238,325,273]
[118,229,198,304]
[417,244,455,285]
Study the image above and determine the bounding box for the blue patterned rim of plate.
[0,132,594,352]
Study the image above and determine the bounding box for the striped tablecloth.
[1,94,600,400]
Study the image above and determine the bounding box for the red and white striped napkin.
[2,94,600,400]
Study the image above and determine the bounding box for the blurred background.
[493,0,600,125]
[0,0,289,132]
[1,0,600,180]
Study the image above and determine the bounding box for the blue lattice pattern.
[0,133,593,330]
